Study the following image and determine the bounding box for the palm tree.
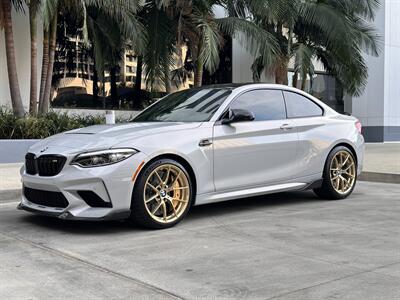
[41,11,57,113]
[250,0,381,96]
[27,0,40,115]
[141,0,279,90]
[0,0,25,117]
[38,0,57,113]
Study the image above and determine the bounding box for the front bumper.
[19,152,147,220]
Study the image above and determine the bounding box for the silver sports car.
[19,84,364,228]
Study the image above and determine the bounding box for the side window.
[230,90,286,121]
[284,91,323,118]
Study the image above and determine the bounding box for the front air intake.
[77,191,113,208]
[24,187,69,208]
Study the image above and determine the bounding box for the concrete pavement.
[0,181,400,299]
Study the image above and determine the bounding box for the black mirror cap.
[221,108,255,124]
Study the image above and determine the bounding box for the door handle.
[199,139,213,147]
[280,124,294,130]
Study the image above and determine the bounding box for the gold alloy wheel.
[330,150,356,194]
[143,164,190,223]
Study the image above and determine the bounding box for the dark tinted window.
[230,90,286,121]
[133,88,231,122]
[284,91,323,118]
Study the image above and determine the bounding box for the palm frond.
[142,2,176,91]
[217,17,279,67]
[40,0,58,29]
[191,9,223,73]
[350,16,381,56]
[293,42,315,80]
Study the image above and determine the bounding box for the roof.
[199,83,289,90]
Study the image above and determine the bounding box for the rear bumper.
[356,134,365,176]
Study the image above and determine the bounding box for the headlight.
[71,148,138,168]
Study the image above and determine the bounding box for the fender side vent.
[77,191,112,208]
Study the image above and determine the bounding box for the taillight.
[355,120,362,134]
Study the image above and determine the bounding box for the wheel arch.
[132,153,198,205]
[330,142,358,166]
[321,142,358,178]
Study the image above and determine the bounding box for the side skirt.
[303,179,324,190]
[195,182,308,206]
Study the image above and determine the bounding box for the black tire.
[129,158,194,229]
[314,146,357,200]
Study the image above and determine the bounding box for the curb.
[358,172,400,184]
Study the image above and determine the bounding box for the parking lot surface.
[0,181,400,299]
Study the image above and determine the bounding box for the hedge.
[0,107,108,139]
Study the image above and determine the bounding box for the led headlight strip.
[71,148,138,167]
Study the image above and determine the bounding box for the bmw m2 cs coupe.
[19,84,364,228]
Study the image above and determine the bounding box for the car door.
[213,89,299,192]
[282,91,326,178]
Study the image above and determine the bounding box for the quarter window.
[284,91,323,118]
[230,90,286,121]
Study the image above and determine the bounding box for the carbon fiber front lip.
[17,202,131,221]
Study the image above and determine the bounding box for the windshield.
[132,88,232,122]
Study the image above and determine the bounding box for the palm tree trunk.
[38,29,50,113]
[41,13,58,114]
[110,66,118,108]
[194,39,204,88]
[292,71,298,88]
[164,64,171,94]
[194,57,204,88]
[133,55,143,108]
[92,65,99,103]
[275,58,288,85]
[29,2,38,115]
[301,74,307,91]
[1,0,24,118]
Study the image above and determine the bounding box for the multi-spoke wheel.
[130,159,193,228]
[314,146,357,200]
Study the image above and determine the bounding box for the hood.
[28,122,202,155]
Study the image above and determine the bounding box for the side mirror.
[221,108,255,125]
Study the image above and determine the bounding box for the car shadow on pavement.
[189,190,323,220]
[19,190,324,234]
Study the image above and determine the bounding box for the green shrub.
[0,107,108,139]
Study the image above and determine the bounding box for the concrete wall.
[352,1,386,141]
[52,108,139,120]
[0,140,38,163]
[0,6,43,111]
[383,0,400,141]
[352,0,400,142]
